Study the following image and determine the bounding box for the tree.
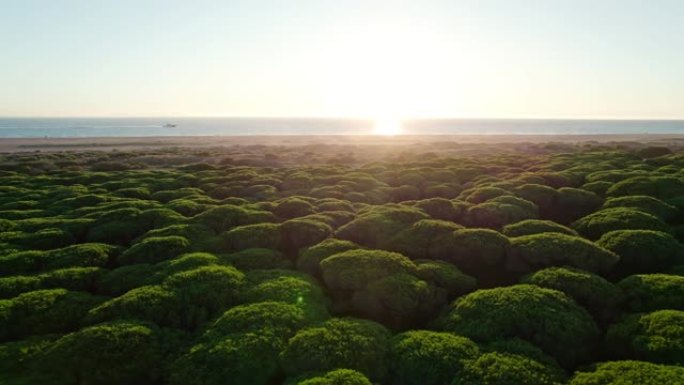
[320,249,417,292]
[280,317,392,382]
[438,284,600,368]
[118,236,190,265]
[454,352,566,385]
[297,238,360,278]
[572,208,670,240]
[603,195,678,221]
[597,230,683,277]
[286,369,372,385]
[1,289,105,341]
[607,309,684,364]
[507,233,619,275]
[569,360,684,385]
[415,259,477,298]
[41,321,183,385]
[618,274,684,312]
[389,330,479,385]
[522,267,623,323]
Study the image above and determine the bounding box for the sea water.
[1,117,684,138]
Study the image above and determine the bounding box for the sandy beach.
[3,134,684,153]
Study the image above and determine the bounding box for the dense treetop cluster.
[1,141,683,384]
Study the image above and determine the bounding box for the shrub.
[439,284,600,368]
[502,219,578,237]
[388,219,464,260]
[151,187,204,203]
[606,175,684,200]
[320,249,417,292]
[221,223,282,251]
[603,195,678,221]
[572,208,670,240]
[553,187,603,222]
[43,321,181,385]
[389,330,479,385]
[297,238,360,277]
[607,310,684,364]
[0,275,41,299]
[87,285,182,328]
[569,360,684,385]
[287,369,372,385]
[280,219,333,252]
[351,273,446,329]
[507,233,619,275]
[1,289,105,341]
[514,184,558,211]
[413,198,460,221]
[316,199,355,213]
[37,266,104,293]
[244,273,329,321]
[0,334,58,382]
[597,230,683,277]
[97,264,156,296]
[618,274,684,312]
[170,332,289,385]
[522,267,623,323]
[222,248,292,270]
[113,187,151,199]
[46,243,116,269]
[335,205,429,248]
[274,197,316,219]
[118,236,190,265]
[455,352,566,385]
[466,201,537,229]
[93,265,245,330]
[638,146,672,158]
[163,265,245,319]
[167,199,207,217]
[207,301,311,337]
[462,187,510,204]
[415,259,477,298]
[581,181,612,196]
[431,228,510,283]
[0,250,49,276]
[193,204,276,233]
[280,317,392,382]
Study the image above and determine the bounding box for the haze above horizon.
[1,0,683,120]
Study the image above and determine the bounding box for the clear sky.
[1,0,683,118]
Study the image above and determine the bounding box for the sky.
[1,0,683,119]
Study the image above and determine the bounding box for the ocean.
[1,117,684,138]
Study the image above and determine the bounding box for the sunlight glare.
[372,118,403,136]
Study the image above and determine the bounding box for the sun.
[372,117,403,136]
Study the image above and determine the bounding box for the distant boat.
[163,123,177,128]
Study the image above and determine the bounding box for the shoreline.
[2,133,684,153]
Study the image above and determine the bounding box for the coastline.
[3,133,684,153]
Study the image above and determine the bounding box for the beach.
[3,134,684,153]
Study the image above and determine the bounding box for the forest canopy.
[1,140,684,384]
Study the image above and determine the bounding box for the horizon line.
[2,115,684,121]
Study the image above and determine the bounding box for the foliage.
[280,317,392,382]
[572,208,671,240]
[503,219,578,237]
[522,267,623,323]
[287,369,372,385]
[455,352,566,385]
[597,230,684,277]
[507,233,619,274]
[389,330,479,385]
[569,360,684,385]
[438,284,600,368]
[618,274,684,312]
[606,309,684,364]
